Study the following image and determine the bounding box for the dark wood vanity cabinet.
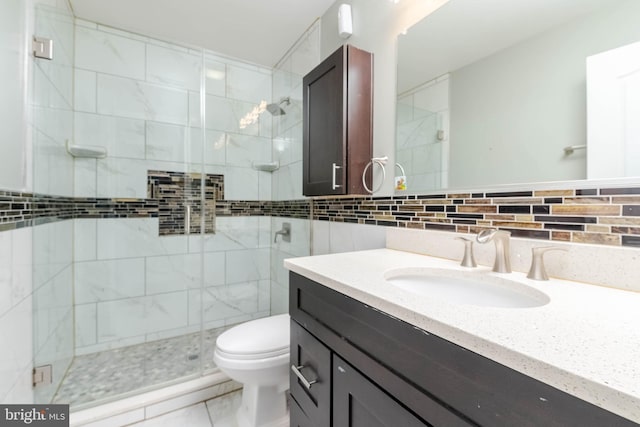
[289,272,639,427]
[302,44,373,196]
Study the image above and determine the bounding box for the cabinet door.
[333,355,430,427]
[290,320,331,427]
[290,395,314,427]
[303,46,346,196]
[303,45,373,196]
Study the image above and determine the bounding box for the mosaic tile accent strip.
[0,187,309,235]
[311,187,640,248]
[217,199,310,218]
[4,183,640,248]
[0,191,39,231]
[0,190,158,232]
[148,170,223,236]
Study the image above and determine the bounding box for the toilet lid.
[216,314,290,359]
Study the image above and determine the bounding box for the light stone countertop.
[284,248,640,423]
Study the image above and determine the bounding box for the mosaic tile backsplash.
[312,187,640,247]
[2,184,640,247]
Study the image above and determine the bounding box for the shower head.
[266,103,285,116]
[265,97,290,116]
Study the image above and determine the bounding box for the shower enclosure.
[19,1,316,410]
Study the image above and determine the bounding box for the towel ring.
[362,156,387,194]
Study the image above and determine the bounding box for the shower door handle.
[291,364,317,389]
[332,163,342,190]
[185,205,191,235]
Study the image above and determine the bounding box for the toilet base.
[235,383,289,427]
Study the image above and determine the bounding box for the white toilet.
[213,314,290,427]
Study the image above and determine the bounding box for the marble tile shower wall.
[0,225,34,404]
[71,20,275,354]
[73,19,273,200]
[269,21,320,313]
[73,216,271,355]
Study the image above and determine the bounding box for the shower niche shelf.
[66,140,107,159]
[252,161,280,172]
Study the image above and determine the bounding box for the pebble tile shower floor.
[53,326,230,407]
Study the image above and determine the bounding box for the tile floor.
[54,326,231,408]
[128,390,242,427]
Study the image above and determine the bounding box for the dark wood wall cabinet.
[288,272,639,427]
[302,44,373,196]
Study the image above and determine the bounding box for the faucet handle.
[527,246,568,281]
[455,237,477,268]
[476,228,511,243]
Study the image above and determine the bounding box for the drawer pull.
[291,364,317,389]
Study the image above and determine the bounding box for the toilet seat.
[215,314,290,360]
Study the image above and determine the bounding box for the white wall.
[449,0,640,188]
[312,221,386,256]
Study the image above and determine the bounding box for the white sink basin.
[384,267,550,308]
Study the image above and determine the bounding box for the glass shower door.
[31,2,76,405]
[32,16,211,407]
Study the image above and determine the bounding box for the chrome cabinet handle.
[291,364,317,389]
[332,163,342,190]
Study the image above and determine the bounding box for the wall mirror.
[395,0,640,194]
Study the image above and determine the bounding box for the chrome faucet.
[476,229,512,273]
